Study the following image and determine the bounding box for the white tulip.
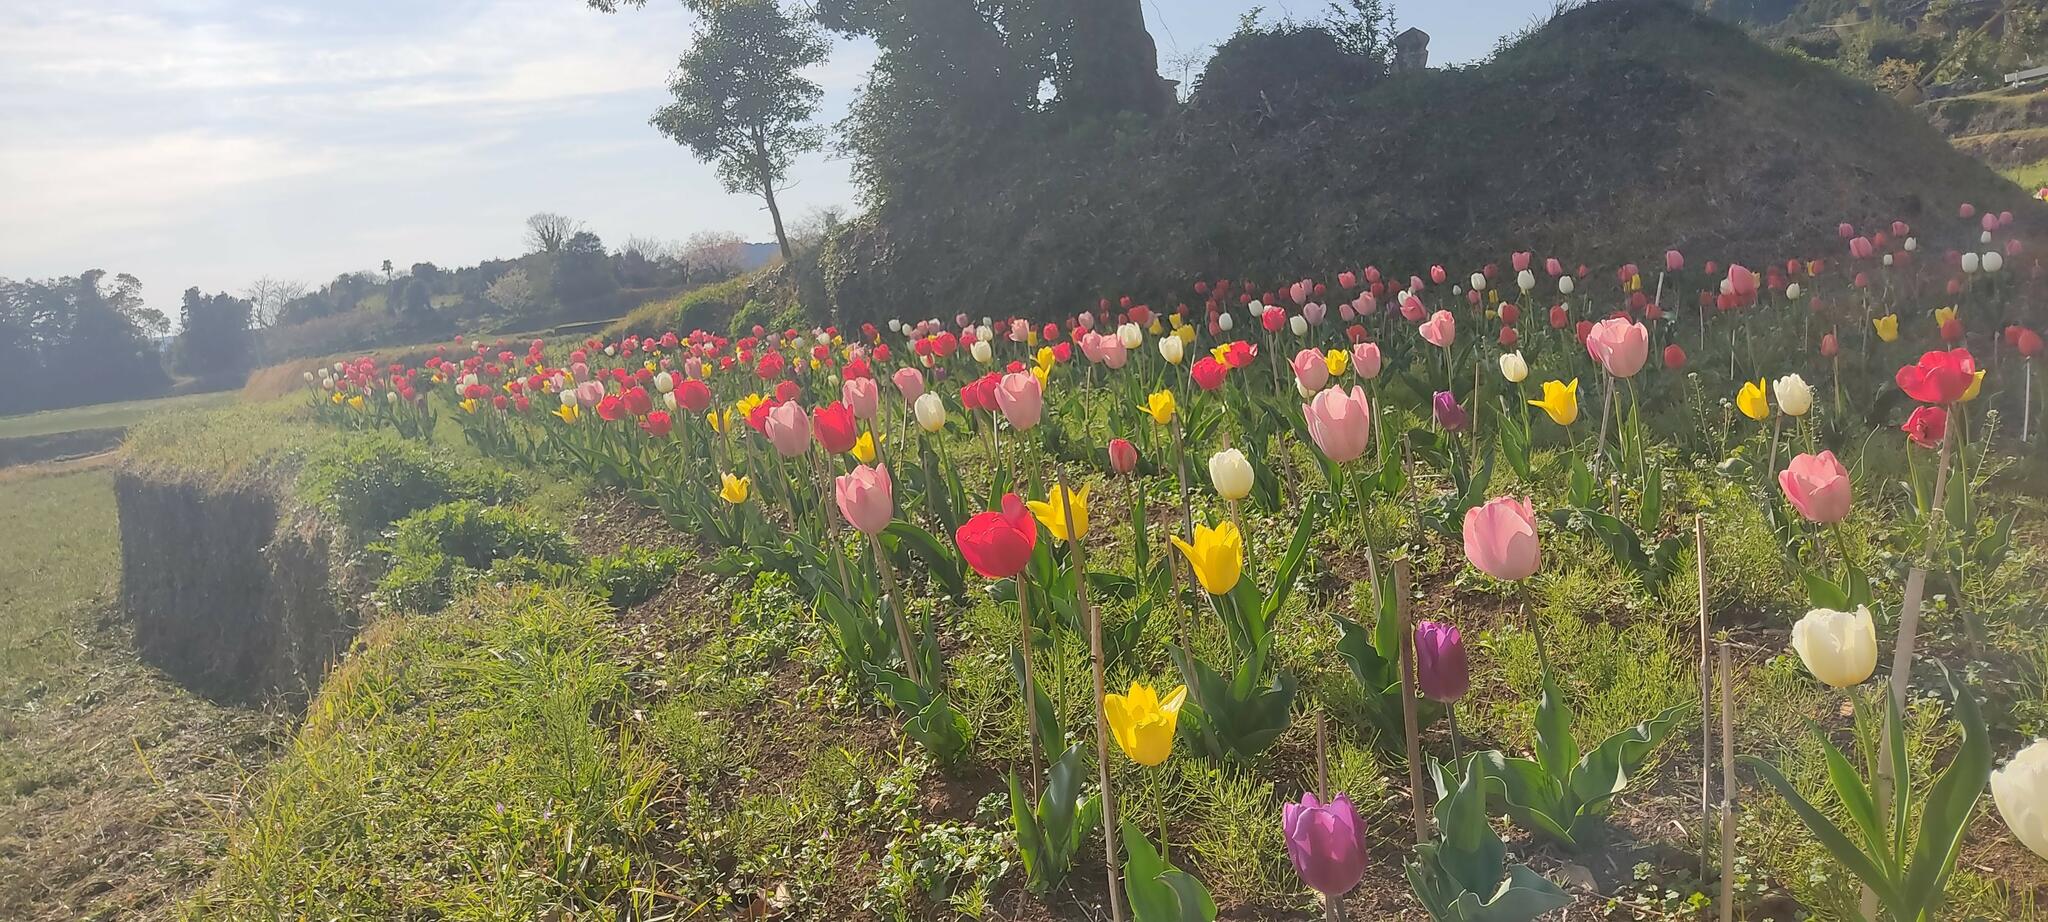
[559,389,578,408]
[1985,251,2004,273]
[462,373,479,388]
[1289,316,1308,336]
[1720,278,1735,295]
[971,340,993,364]
[1774,374,1813,417]
[887,318,902,332]
[1208,448,1254,501]
[302,370,315,383]
[1218,313,1235,332]
[1517,269,1536,293]
[333,362,346,373]
[1790,606,1877,688]
[1499,351,1528,383]
[605,345,616,356]
[914,392,947,433]
[1882,253,1894,267]
[1904,236,1918,251]
[1993,738,2048,860]
[385,390,398,404]
[1118,323,1143,349]
[319,376,335,391]
[1558,275,1575,295]
[654,371,675,393]
[1247,300,1265,320]
[663,391,678,410]
[1982,230,1994,244]
[1470,272,1487,291]
[977,325,995,343]
[1786,283,1802,300]
[1159,335,1185,364]
[1963,252,1981,274]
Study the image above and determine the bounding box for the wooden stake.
[1059,470,1124,922]
[1395,558,1426,845]
[1718,642,1735,922]
[1695,515,1713,880]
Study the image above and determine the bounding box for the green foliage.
[173,287,255,384]
[1409,756,1571,921]
[0,269,170,415]
[372,501,579,613]
[1008,743,1101,893]
[297,434,523,535]
[580,545,684,608]
[1122,820,1217,922]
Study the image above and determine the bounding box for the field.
[0,391,236,441]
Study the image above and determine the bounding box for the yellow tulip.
[347,394,366,410]
[1528,379,1580,427]
[706,409,730,432]
[1934,306,1957,329]
[1171,521,1243,595]
[554,404,580,424]
[330,391,344,405]
[1028,483,1090,542]
[1143,390,1177,425]
[459,398,479,414]
[1325,349,1349,377]
[1874,314,1900,343]
[851,431,881,463]
[1961,369,1987,402]
[1032,365,1050,390]
[1035,346,1057,372]
[1175,325,1197,346]
[736,393,765,417]
[1104,681,1187,767]
[719,473,751,505]
[1210,344,1231,365]
[1737,379,1771,421]
[1148,319,1164,335]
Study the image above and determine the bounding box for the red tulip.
[622,386,653,416]
[1498,326,1519,347]
[676,379,712,413]
[1903,405,1948,449]
[596,394,625,422]
[955,493,1038,579]
[1820,333,1839,358]
[1549,305,1568,329]
[1108,438,1139,474]
[1665,249,1684,272]
[1191,356,1228,391]
[2018,328,2044,358]
[1896,349,1976,403]
[640,410,673,438]
[813,402,859,453]
[1940,317,1964,343]
[1663,343,1687,369]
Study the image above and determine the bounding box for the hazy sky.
[0,0,1563,314]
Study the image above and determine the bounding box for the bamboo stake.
[1718,642,1735,922]
[1880,421,1954,825]
[1395,558,1426,845]
[1059,469,1124,922]
[1696,515,1713,880]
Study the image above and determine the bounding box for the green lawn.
[2004,157,2048,191]
[0,468,119,703]
[0,391,236,441]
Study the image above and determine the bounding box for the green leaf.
[1812,719,1892,878]
[1262,497,1320,623]
[1566,704,1686,818]
[1532,633,1579,783]
[1898,666,1994,922]
[1122,820,1215,922]
[1805,571,1851,611]
[1638,466,1662,534]
[1009,643,1064,766]
[1739,754,1905,912]
[882,520,966,599]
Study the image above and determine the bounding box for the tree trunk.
[752,130,795,267]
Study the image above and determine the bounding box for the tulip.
[1420,310,1457,348]
[1773,374,1814,417]
[913,392,947,433]
[1351,342,1382,379]
[955,493,1037,579]
[1737,379,1771,420]
[850,431,882,463]
[1108,438,1139,474]
[676,379,712,413]
[1191,356,1227,391]
[1896,349,1977,404]
[1171,521,1243,595]
[1432,391,1469,431]
[1529,378,1579,426]
[764,401,812,457]
[1142,389,1177,426]
[1663,343,1687,370]
[1303,386,1372,464]
[814,402,860,453]
[1282,793,1369,897]
[1779,450,1852,524]
[1584,317,1649,378]
[1413,620,1469,703]
[1874,314,1900,343]
[1498,350,1528,383]
[994,371,1043,431]
[1292,348,1330,392]
[1103,681,1187,767]
[970,340,994,363]
[1463,496,1540,581]
[843,377,880,420]
[718,473,751,505]
[1993,738,2048,860]
[891,367,925,401]
[1324,348,1348,377]
[1209,448,1255,501]
[1789,606,1877,688]
[834,463,894,536]
[1960,369,1987,402]
[1028,483,1089,541]
[1117,322,1144,349]
[1903,405,1947,449]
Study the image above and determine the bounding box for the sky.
[0,0,1564,315]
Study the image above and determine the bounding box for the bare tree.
[243,276,308,329]
[619,235,678,262]
[681,230,749,281]
[525,212,584,254]
[788,205,847,255]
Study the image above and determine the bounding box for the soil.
[0,607,290,921]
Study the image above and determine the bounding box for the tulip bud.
[1469,272,1486,291]
[1993,738,2048,860]
[1289,315,1308,336]
[1159,334,1185,365]
[1790,606,1877,688]
[1414,620,1469,702]
[1208,448,1254,501]
[1985,251,2005,273]
[1218,313,1235,332]
[1773,374,1814,417]
[913,392,946,433]
[1498,351,1528,383]
[1517,269,1536,292]
[1785,282,1802,300]
[1558,275,1575,295]
[1663,343,1687,369]
[1107,438,1138,474]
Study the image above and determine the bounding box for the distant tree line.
[0,270,173,416]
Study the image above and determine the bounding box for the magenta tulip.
[1463,496,1540,581]
[1303,386,1372,463]
[1779,450,1852,524]
[1432,390,1468,432]
[1282,793,1369,897]
[1414,620,1469,703]
[834,463,894,535]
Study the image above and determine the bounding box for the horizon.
[1,0,1563,316]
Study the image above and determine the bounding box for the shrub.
[298,438,523,535]
[581,545,685,608]
[373,501,578,613]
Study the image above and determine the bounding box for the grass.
[2004,157,2048,190]
[0,390,235,440]
[0,467,119,705]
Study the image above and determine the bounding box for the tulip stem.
[1059,468,1124,922]
[1394,559,1426,846]
[1018,568,1044,800]
[1446,704,1461,762]
[871,533,922,687]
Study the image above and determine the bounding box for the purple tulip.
[1282,792,1369,896]
[1432,391,1469,432]
[1414,620,1470,703]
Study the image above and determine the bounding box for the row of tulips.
[305,208,2047,919]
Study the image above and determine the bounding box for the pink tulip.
[1290,280,1311,306]
[1779,451,1852,524]
[1462,496,1540,581]
[1292,348,1330,392]
[892,367,925,401]
[994,371,1043,431]
[1303,386,1372,463]
[1100,335,1129,369]
[764,401,812,458]
[1420,310,1456,349]
[843,377,880,420]
[1584,316,1649,378]
[1107,438,1138,474]
[1351,342,1382,380]
[1302,301,1327,326]
[835,463,894,535]
[1511,251,1531,272]
[574,380,605,408]
[1665,249,1684,272]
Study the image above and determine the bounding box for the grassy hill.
[822,0,2037,324]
